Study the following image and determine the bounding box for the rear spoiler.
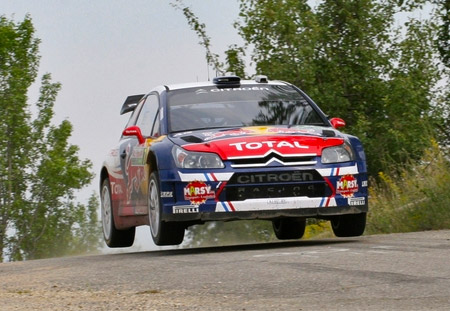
[120,94,145,115]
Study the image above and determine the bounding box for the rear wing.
[120,94,145,115]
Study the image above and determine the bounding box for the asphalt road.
[1,230,449,310]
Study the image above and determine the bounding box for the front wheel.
[101,178,135,247]
[148,172,185,245]
[331,213,366,237]
[272,218,306,240]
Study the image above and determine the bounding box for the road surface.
[1,230,449,310]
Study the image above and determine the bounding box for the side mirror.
[330,117,346,129]
[122,126,145,144]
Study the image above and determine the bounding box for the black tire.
[331,212,366,237]
[101,178,135,247]
[272,218,306,240]
[148,172,185,245]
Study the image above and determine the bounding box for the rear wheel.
[331,213,366,237]
[148,172,185,245]
[101,178,135,247]
[272,218,306,240]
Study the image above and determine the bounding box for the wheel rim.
[101,184,112,239]
[148,178,160,238]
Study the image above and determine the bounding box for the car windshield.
[168,84,326,133]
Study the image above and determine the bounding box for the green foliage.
[367,143,450,233]
[303,219,333,239]
[225,44,246,77]
[186,220,276,247]
[434,0,450,68]
[0,16,101,261]
[174,0,449,176]
[171,0,223,74]
[236,0,447,176]
[171,0,247,77]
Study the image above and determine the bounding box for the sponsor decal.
[202,127,319,141]
[203,129,254,141]
[195,89,208,95]
[194,87,270,95]
[173,205,199,214]
[110,182,123,195]
[123,143,147,205]
[235,171,315,184]
[109,149,119,157]
[267,199,288,205]
[336,175,359,198]
[348,197,366,206]
[229,140,308,151]
[231,184,319,200]
[161,191,173,198]
[266,127,318,135]
[130,147,145,166]
[173,131,193,137]
[183,135,344,159]
[210,86,269,92]
[184,181,215,204]
[362,180,368,187]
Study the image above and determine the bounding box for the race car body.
[100,76,368,247]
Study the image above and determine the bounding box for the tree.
[433,0,450,151]
[171,0,223,75]
[0,15,100,261]
[171,0,247,77]
[224,44,246,78]
[235,0,445,175]
[434,0,450,68]
[174,0,446,175]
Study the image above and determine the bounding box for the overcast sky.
[1,0,250,251]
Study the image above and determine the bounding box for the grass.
[366,143,450,234]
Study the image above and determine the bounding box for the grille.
[223,170,330,201]
[228,170,323,184]
[226,183,329,201]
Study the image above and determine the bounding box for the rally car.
[100,75,368,247]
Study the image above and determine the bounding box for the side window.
[152,112,160,137]
[124,100,145,129]
[135,94,159,137]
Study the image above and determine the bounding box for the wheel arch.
[147,150,158,174]
[100,166,109,190]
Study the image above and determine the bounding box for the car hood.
[169,126,345,159]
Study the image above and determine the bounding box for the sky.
[1,0,249,252]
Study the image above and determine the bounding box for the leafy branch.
[171,0,223,75]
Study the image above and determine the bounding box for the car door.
[120,93,160,211]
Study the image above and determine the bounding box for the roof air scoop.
[213,76,241,85]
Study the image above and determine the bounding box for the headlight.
[172,146,225,169]
[321,143,354,164]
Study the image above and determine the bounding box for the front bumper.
[162,205,368,222]
[158,163,368,223]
